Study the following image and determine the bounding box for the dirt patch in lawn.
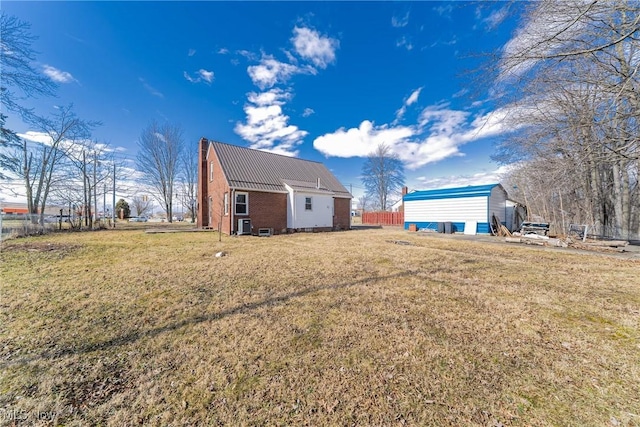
[1,241,81,255]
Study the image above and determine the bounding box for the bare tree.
[361,143,405,211]
[488,0,640,239]
[0,13,56,120]
[59,139,113,228]
[179,140,198,223]
[0,114,20,179]
[132,195,152,217]
[136,121,184,223]
[357,194,370,213]
[1,105,97,225]
[1,13,56,181]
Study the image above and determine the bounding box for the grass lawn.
[1,228,639,426]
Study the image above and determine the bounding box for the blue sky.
[2,1,523,203]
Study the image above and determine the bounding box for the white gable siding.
[405,196,488,223]
[286,187,333,229]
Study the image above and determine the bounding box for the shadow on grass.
[350,225,383,230]
[4,270,417,366]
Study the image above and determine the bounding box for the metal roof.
[208,140,352,198]
[283,179,336,195]
[403,183,504,201]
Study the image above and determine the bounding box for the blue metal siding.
[403,183,500,202]
[403,183,506,234]
[405,221,489,233]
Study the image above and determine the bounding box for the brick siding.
[240,191,288,235]
[205,144,232,234]
[333,197,351,230]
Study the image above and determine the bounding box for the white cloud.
[393,87,423,124]
[183,69,215,84]
[392,11,410,28]
[248,89,291,106]
[17,131,53,145]
[433,5,453,19]
[313,120,414,158]
[418,104,468,134]
[153,132,166,142]
[452,88,469,98]
[217,48,229,55]
[425,37,458,50]
[396,36,413,51]
[236,25,339,155]
[43,65,75,83]
[234,88,307,157]
[291,26,339,69]
[247,54,311,89]
[414,165,514,190]
[139,78,163,98]
[16,131,116,160]
[314,98,520,169]
[198,69,214,83]
[405,88,422,106]
[188,49,196,57]
[183,71,198,83]
[482,7,509,30]
[237,49,258,61]
[302,108,315,117]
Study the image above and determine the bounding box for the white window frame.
[223,192,229,216]
[209,162,214,182]
[235,192,248,215]
[305,196,312,211]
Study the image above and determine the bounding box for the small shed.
[403,183,509,234]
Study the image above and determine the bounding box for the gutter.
[231,188,235,234]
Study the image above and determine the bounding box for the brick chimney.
[197,137,209,228]
[400,186,408,212]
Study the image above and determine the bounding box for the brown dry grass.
[1,228,639,426]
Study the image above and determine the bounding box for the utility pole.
[82,150,88,227]
[93,152,98,228]
[103,183,107,225]
[112,162,116,227]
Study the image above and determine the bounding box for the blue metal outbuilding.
[403,183,508,234]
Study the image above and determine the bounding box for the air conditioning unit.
[258,228,272,237]
[237,218,252,235]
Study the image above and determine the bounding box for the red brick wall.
[333,197,351,230]
[205,146,232,234]
[237,191,288,235]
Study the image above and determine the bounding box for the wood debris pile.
[505,234,630,253]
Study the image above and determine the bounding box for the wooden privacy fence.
[362,211,404,226]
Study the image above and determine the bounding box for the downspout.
[231,188,235,234]
[292,189,296,230]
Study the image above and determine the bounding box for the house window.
[235,192,248,215]
[305,197,312,211]
[224,192,229,216]
[209,162,214,182]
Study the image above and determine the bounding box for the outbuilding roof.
[403,183,505,201]
[208,140,352,198]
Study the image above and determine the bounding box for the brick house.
[197,138,352,235]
